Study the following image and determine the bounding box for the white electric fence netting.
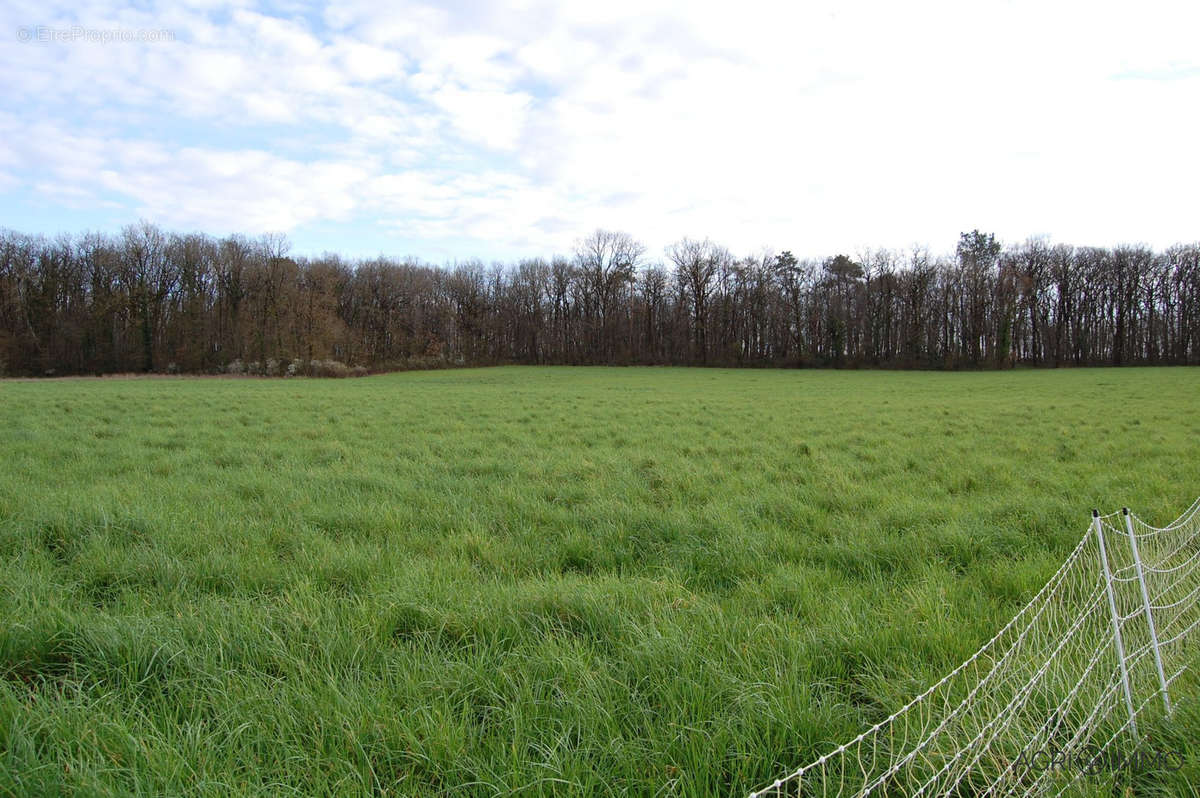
[749,497,1200,798]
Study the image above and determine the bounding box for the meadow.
[1,366,1198,797]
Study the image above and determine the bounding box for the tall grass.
[1,367,1197,796]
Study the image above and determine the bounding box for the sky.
[2,0,1199,263]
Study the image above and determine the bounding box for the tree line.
[1,223,1197,377]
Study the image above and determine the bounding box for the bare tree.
[666,237,724,363]
[0,223,1196,376]
[574,229,644,361]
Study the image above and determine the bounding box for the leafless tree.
[0,222,1196,376]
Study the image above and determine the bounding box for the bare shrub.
[306,359,366,378]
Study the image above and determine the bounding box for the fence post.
[1123,507,1172,715]
[1094,509,1139,741]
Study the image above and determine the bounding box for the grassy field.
[1,366,1198,797]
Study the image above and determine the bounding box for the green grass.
[0,366,1197,797]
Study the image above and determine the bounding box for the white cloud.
[2,0,1199,257]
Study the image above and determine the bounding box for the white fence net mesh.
[750,497,1200,798]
